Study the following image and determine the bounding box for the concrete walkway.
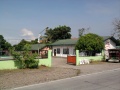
[52,57,120,75]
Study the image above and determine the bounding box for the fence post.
[76,50,79,66]
[48,50,52,67]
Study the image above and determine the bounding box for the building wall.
[52,45,75,57]
[104,39,116,50]
[52,39,116,57]
[104,39,116,59]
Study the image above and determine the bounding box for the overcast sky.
[0,0,120,45]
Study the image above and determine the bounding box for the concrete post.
[76,50,79,66]
[48,50,52,67]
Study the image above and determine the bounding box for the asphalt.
[14,68,120,90]
[12,57,120,90]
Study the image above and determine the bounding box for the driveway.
[52,57,120,75]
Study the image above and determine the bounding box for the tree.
[75,33,104,56]
[9,44,39,69]
[78,27,90,37]
[45,25,72,43]
[112,19,120,39]
[30,38,38,44]
[0,35,12,50]
[13,39,30,51]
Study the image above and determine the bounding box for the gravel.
[0,57,120,90]
[0,67,79,90]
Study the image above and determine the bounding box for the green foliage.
[0,35,12,50]
[13,39,38,51]
[45,25,71,43]
[9,44,39,69]
[30,39,38,44]
[75,33,104,55]
[13,39,31,51]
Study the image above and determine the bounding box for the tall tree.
[75,33,104,56]
[112,19,120,39]
[0,35,11,50]
[30,38,38,44]
[45,25,71,43]
[13,39,30,51]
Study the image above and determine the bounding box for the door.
[54,49,56,56]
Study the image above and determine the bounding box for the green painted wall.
[0,60,22,69]
[38,50,52,67]
[76,50,103,65]
[0,50,52,70]
[76,50,79,66]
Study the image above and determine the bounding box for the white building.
[51,39,78,57]
[50,36,117,57]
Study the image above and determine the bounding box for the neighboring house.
[103,36,118,59]
[50,36,118,57]
[103,36,117,50]
[31,44,50,57]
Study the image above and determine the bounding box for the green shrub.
[9,44,39,69]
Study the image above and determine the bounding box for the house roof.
[31,36,118,48]
[31,44,46,50]
[50,39,78,46]
[50,36,118,46]
[102,36,118,45]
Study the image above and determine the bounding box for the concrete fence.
[76,50,104,65]
[0,50,52,70]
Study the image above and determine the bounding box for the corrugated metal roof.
[102,36,111,41]
[50,39,78,46]
[31,44,46,50]
[31,36,117,49]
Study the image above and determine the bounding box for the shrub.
[9,44,39,69]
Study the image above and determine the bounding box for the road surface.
[14,68,120,90]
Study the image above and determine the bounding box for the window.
[57,48,60,54]
[63,48,69,54]
[73,49,76,55]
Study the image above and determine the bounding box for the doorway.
[54,49,56,56]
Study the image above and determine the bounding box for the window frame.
[57,48,60,54]
[63,48,69,54]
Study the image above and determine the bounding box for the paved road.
[14,68,120,90]
[52,57,120,75]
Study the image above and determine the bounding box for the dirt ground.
[0,57,120,90]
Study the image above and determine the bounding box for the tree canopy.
[75,33,104,55]
[0,35,12,51]
[45,25,72,43]
[13,39,31,51]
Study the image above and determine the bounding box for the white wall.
[104,39,116,59]
[52,39,116,57]
[52,45,75,57]
[104,39,116,50]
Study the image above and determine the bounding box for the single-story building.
[103,36,118,59]
[50,36,118,57]
[50,39,78,57]
[31,36,118,57]
[30,44,51,58]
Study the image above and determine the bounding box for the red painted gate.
[67,55,76,65]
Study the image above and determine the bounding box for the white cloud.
[21,28,36,40]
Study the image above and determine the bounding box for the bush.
[9,44,39,69]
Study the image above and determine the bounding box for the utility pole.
[37,27,49,55]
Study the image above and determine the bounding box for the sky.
[0,0,120,45]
